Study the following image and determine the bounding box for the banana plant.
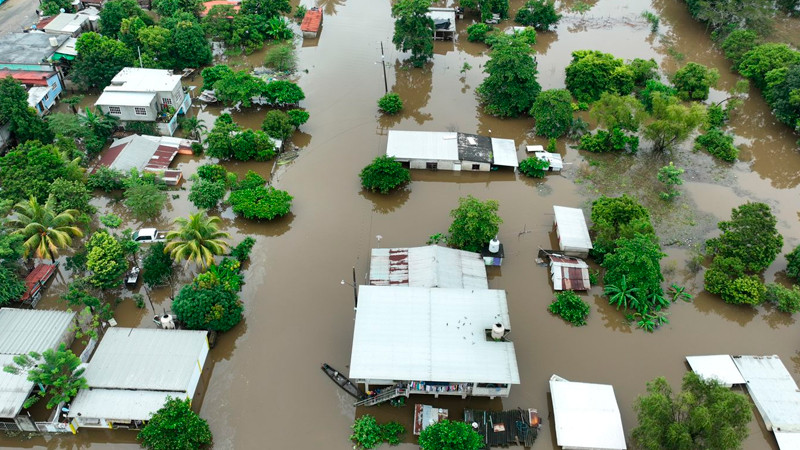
[604,275,640,310]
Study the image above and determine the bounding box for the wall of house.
[409,159,456,170]
[460,160,491,172]
[100,99,158,122]
[472,383,511,398]
[185,337,210,398]
[155,85,184,111]
[40,74,63,111]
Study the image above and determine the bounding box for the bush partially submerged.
[548,290,590,326]
[378,92,403,115]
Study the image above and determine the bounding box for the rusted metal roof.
[0,70,55,86]
[550,257,590,291]
[301,7,323,33]
[201,0,240,17]
[369,246,488,289]
[20,264,56,302]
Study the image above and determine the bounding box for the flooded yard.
[2,0,800,448]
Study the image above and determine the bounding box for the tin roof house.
[68,328,209,431]
[553,206,593,259]
[95,67,192,136]
[42,12,98,37]
[428,7,456,40]
[94,134,194,185]
[300,7,323,38]
[0,32,68,73]
[386,130,518,172]
[350,286,520,400]
[0,70,63,116]
[368,246,488,289]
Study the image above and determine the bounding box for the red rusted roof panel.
[20,264,56,302]
[301,8,323,33]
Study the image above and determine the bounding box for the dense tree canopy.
[141,242,174,288]
[591,93,646,132]
[448,196,502,252]
[515,0,561,30]
[530,89,573,138]
[590,195,654,260]
[738,43,800,89]
[392,0,435,67]
[99,0,152,39]
[602,233,666,308]
[207,115,278,161]
[477,35,541,117]
[124,180,167,220]
[138,397,212,450]
[418,419,483,450]
[172,280,243,332]
[211,70,267,107]
[359,156,411,194]
[643,93,706,152]
[764,64,800,130]
[170,20,213,69]
[0,141,79,203]
[684,0,773,37]
[671,62,720,101]
[229,172,292,221]
[86,230,127,289]
[0,77,51,145]
[73,32,135,89]
[705,202,783,273]
[565,50,633,102]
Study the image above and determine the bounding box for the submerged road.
[0,0,39,35]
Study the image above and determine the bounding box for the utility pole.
[380,41,388,94]
[352,266,358,309]
[137,46,143,68]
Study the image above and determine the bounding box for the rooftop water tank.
[491,323,505,340]
[488,236,500,253]
[49,37,59,47]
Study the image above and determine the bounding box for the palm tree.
[79,108,118,140]
[164,211,230,269]
[8,196,83,263]
[179,116,207,140]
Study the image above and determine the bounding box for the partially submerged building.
[386,130,518,171]
[349,286,520,399]
[95,134,193,185]
[0,70,63,116]
[547,253,590,291]
[549,374,627,450]
[368,245,488,289]
[686,354,745,388]
[300,7,323,38]
[553,206,593,258]
[68,328,209,430]
[428,7,456,40]
[0,309,75,432]
[95,67,192,136]
[526,145,563,172]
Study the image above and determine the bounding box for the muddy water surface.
[4,0,800,448]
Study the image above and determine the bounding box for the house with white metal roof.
[68,328,209,430]
[368,246,488,289]
[349,286,520,399]
[553,206,593,258]
[95,67,192,136]
[549,374,627,450]
[428,7,456,40]
[42,13,95,37]
[94,134,194,185]
[386,130,518,171]
[0,309,75,429]
[686,355,745,388]
[526,145,564,172]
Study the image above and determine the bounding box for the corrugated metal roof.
[0,309,75,355]
[490,137,518,167]
[43,13,88,34]
[350,286,519,384]
[84,328,208,391]
[550,261,590,291]
[0,354,36,418]
[774,431,800,450]
[533,150,563,170]
[686,355,745,387]
[549,374,627,450]
[553,206,593,251]
[68,389,185,421]
[386,130,458,161]
[369,246,488,289]
[733,355,800,432]
[300,7,323,32]
[107,135,160,172]
[95,91,155,107]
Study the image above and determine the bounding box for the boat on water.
[321,363,367,400]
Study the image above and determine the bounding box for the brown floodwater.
[4,0,800,448]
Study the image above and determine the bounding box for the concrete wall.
[409,159,456,171]
[460,160,491,172]
[100,98,158,122]
[185,336,210,399]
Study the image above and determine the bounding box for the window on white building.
[108,106,122,115]
[134,107,148,116]
[162,97,173,106]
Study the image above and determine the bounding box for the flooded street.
[3,0,800,448]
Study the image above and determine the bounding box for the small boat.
[125,266,140,287]
[321,363,367,400]
[198,90,218,103]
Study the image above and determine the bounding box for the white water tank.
[488,236,500,253]
[160,314,175,329]
[491,323,505,340]
[49,37,59,47]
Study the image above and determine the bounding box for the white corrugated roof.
[0,309,75,355]
[553,206,593,251]
[27,86,49,106]
[774,431,800,450]
[68,389,185,421]
[108,135,159,172]
[83,328,207,391]
[534,151,563,170]
[733,355,800,432]
[490,137,518,167]
[43,13,88,34]
[0,355,37,418]
[107,67,182,93]
[350,286,519,384]
[686,355,745,387]
[386,130,459,161]
[55,37,78,56]
[549,374,627,450]
[95,91,155,107]
[369,246,488,289]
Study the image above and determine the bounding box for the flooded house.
[68,328,209,431]
[94,134,192,185]
[547,253,591,291]
[368,245,488,289]
[94,67,193,136]
[0,70,63,116]
[526,145,563,172]
[386,130,518,172]
[552,206,593,259]
[300,7,323,39]
[349,286,520,400]
[428,7,456,40]
[0,309,76,433]
[41,12,98,37]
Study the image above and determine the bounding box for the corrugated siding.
[386,130,458,162]
[0,309,75,354]
[68,389,183,421]
[553,206,593,251]
[84,328,208,391]
[733,355,800,432]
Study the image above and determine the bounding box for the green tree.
[0,77,51,145]
[548,290,590,326]
[179,116,207,140]
[152,0,203,16]
[212,70,267,107]
[764,64,800,130]
[8,197,82,262]
[461,0,509,22]
[264,43,297,72]
[515,0,561,30]
[518,156,550,178]
[203,5,237,43]
[657,162,684,200]
[49,179,94,214]
[261,110,295,140]
[695,127,739,162]
[170,20,213,69]
[172,282,243,331]
[73,32,136,89]
[240,0,291,19]
[418,419,482,450]
[447,196,502,252]
[391,0,435,68]
[590,195,654,260]
[61,281,101,309]
[229,185,293,220]
[685,0,773,38]
[466,23,494,42]
[765,283,800,314]
[643,93,706,152]
[138,397,212,450]
[3,343,87,409]
[287,109,309,128]
[706,202,783,273]
[0,141,76,203]
[189,179,227,210]
[530,89,573,138]
[359,155,411,194]
[590,93,645,132]
[632,372,752,450]
[721,29,759,70]
[200,64,234,91]
[141,242,174,288]
[786,245,800,282]
[477,34,541,117]
[40,0,75,15]
[565,50,633,103]
[87,167,128,192]
[99,0,152,39]
[262,80,306,106]
[86,230,127,289]
[602,233,666,312]
[378,93,404,115]
[0,266,26,307]
[671,62,720,101]
[124,182,167,220]
[229,13,270,52]
[165,212,230,268]
[738,43,800,89]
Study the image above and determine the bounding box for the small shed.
[553,206,593,258]
[527,145,563,172]
[686,355,745,388]
[548,254,590,291]
[95,135,193,185]
[427,7,456,40]
[18,264,57,308]
[42,13,92,37]
[300,7,323,38]
[386,130,518,171]
[549,374,627,450]
[490,137,519,169]
[368,246,488,289]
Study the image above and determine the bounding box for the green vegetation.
[448,196,502,252]
[515,0,561,30]
[2,343,87,409]
[530,89,573,138]
[643,93,706,152]
[86,230,127,289]
[360,156,411,194]
[88,167,127,192]
[49,179,94,215]
[461,0,509,22]
[73,32,135,89]
[189,178,227,210]
[632,372,752,450]
[548,290,590,326]
[207,114,278,161]
[578,128,639,153]
[8,196,82,262]
[40,0,75,15]
[590,195,654,261]
[0,266,26,307]
[765,283,800,314]
[684,0,772,39]
[264,43,297,72]
[657,162,684,200]
[565,51,635,103]
[641,11,659,33]
[0,140,82,203]
[518,156,550,178]
[0,77,51,145]
[231,237,256,263]
[378,93,404,115]
[721,29,759,70]
[229,171,293,221]
[261,110,294,141]
[350,415,406,449]
[142,242,174,288]
[124,178,167,220]
[786,244,800,282]
[138,397,212,450]
[391,0,435,67]
[466,23,494,42]
[694,127,738,162]
[165,212,230,268]
[418,419,483,450]
[172,260,244,331]
[706,202,782,273]
[477,34,541,117]
[671,62,720,101]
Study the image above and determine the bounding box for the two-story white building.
[95,67,192,136]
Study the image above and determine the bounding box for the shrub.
[515,0,561,30]
[671,62,720,101]
[706,104,727,128]
[548,290,590,326]
[100,214,123,229]
[518,156,550,178]
[466,23,493,42]
[704,256,746,295]
[189,179,227,210]
[419,419,482,450]
[377,92,403,115]
[231,237,256,263]
[695,127,738,162]
[639,80,677,112]
[359,155,410,194]
[262,110,294,140]
[766,283,800,313]
[49,179,94,214]
[350,415,383,450]
[578,128,638,153]
[657,162,684,200]
[87,167,127,192]
[530,89,573,138]
[261,80,305,105]
[125,121,158,135]
[706,202,783,273]
[141,242,173,288]
[124,182,167,220]
[197,164,228,183]
[294,4,307,19]
[786,245,800,282]
[229,186,293,221]
[172,282,243,332]
[723,275,766,306]
[137,397,212,450]
[264,43,296,72]
[448,196,502,252]
[287,109,309,127]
